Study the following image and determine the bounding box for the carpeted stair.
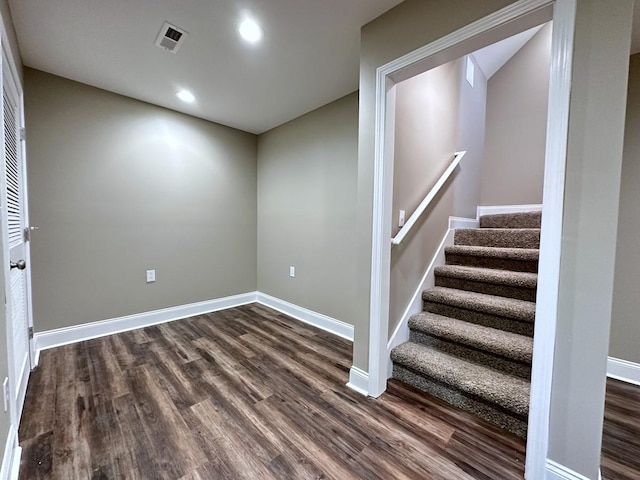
[391,210,541,437]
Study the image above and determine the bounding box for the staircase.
[390,210,541,438]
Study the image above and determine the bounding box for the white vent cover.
[155,22,188,54]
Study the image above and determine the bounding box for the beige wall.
[454,55,488,219]
[355,0,516,369]
[610,53,640,364]
[388,57,488,337]
[25,68,257,332]
[391,60,462,238]
[257,93,359,324]
[480,23,551,206]
[548,0,633,477]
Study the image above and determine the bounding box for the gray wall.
[25,68,257,332]
[548,0,633,477]
[454,55,488,219]
[257,92,359,325]
[0,0,21,466]
[388,57,487,337]
[610,53,640,364]
[480,23,552,206]
[355,0,515,369]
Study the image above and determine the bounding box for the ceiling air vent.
[154,22,188,54]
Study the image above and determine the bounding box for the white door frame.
[1,27,34,429]
[366,0,575,478]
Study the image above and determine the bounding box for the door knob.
[10,260,26,270]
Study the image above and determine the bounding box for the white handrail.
[391,151,466,246]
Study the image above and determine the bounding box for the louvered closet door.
[3,74,30,411]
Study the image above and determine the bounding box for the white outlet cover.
[146,270,156,283]
[289,266,295,278]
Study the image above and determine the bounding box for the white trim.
[386,228,456,378]
[448,216,479,230]
[14,355,28,424]
[391,151,466,246]
[526,1,575,479]
[607,357,640,386]
[33,292,258,362]
[368,0,555,400]
[346,367,369,396]
[0,425,20,480]
[477,204,543,218]
[256,292,354,341]
[545,459,598,480]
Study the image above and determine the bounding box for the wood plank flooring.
[602,378,640,480]
[18,304,530,479]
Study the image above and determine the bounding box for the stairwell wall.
[355,0,517,370]
[610,53,640,366]
[480,23,552,206]
[388,56,488,338]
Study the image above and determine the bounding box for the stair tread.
[445,245,539,260]
[479,211,542,229]
[423,286,536,323]
[391,342,530,416]
[435,264,537,289]
[409,311,533,363]
[454,228,540,249]
[458,228,540,233]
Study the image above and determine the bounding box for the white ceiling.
[472,25,544,80]
[8,0,403,134]
[9,1,640,135]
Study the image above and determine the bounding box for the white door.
[1,44,33,427]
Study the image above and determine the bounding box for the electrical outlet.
[2,378,8,412]
[399,210,406,228]
[146,270,156,283]
[289,266,295,278]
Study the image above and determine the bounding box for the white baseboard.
[386,228,455,378]
[33,291,258,363]
[34,291,355,364]
[15,356,29,425]
[607,356,640,386]
[477,204,543,218]
[545,459,600,480]
[449,216,479,229]
[256,292,354,341]
[346,366,369,396]
[0,425,20,480]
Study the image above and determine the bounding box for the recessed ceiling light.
[238,18,263,44]
[176,89,195,103]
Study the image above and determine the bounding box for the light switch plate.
[146,270,156,283]
[289,266,295,278]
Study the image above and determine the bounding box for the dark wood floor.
[602,378,640,480]
[18,303,529,479]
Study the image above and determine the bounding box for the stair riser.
[435,276,536,302]
[445,254,538,273]
[393,365,528,438]
[423,302,534,337]
[409,330,531,379]
[479,212,542,229]
[455,229,540,249]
